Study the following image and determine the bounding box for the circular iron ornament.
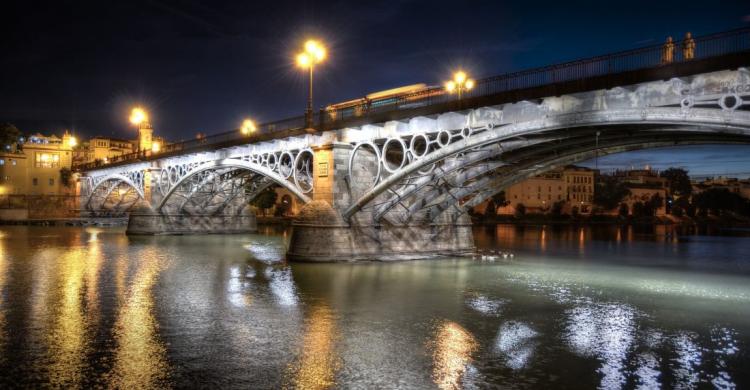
[279,151,295,179]
[461,127,472,138]
[680,96,694,110]
[293,149,315,194]
[168,166,180,186]
[267,153,278,171]
[409,134,430,159]
[437,130,452,148]
[348,142,382,189]
[159,169,170,195]
[719,94,742,111]
[381,138,408,174]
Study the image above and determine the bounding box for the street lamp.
[445,71,475,101]
[129,107,148,128]
[240,118,257,135]
[296,40,327,130]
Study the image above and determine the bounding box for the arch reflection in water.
[108,248,171,388]
[494,321,539,370]
[430,321,478,390]
[285,305,340,389]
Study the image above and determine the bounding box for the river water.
[0,224,748,389]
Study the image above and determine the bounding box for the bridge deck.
[76,27,750,172]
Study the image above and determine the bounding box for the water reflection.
[107,248,171,388]
[430,321,478,390]
[46,249,89,387]
[494,321,538,370]
[0,226,749,388]
[564,303,637,389]
[285,305,339,389]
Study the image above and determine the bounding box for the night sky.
[2,0,750,176]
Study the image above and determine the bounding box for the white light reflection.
[634,353,661,389]
[565,303,637,389]
[466,294,506,316]
[672,332,702,389]
[267,267,298,307]
[227,266,250,307]
[494,321,538,370]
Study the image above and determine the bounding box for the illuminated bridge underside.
[78,68,750,259]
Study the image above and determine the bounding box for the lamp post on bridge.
[296,40,327,132]
[445,71,475,108]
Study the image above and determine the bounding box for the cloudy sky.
[2,0,749,176]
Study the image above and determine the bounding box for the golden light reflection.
[46,249,88,387]
[431,321,478,390]
[540,226,547,253]
[285,305,340,389]
[108,250,171,388]
[0,233,7,364]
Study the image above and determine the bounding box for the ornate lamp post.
[240,118,257,135]
[296,40,327,130]
[444,71,475,101]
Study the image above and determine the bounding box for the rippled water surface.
[0,224,749,388]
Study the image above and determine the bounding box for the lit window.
[35,153,60,168]
[11,159,16,165]
[0,159,4,165]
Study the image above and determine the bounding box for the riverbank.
[472,213,750,227]
[0,217,128,227]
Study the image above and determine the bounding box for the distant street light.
[152,141,161,153]
[445,71,475,101]
[241,119,257,135]
[68,136,77,148]
[296,40,327,130]
[129,107,148,128]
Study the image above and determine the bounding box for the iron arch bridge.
[78,68,750,259]
[82,147,315,216]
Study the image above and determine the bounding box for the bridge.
[76,28,750,261]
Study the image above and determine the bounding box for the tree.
[618,203,629,217]
[251,187,278,216]
[692,188,750,217]
[59,168,73,188]
[0,123,21,150]
[660,168,692,197]
[648,193,664,215]
[514,203,526,218]
[594,175,631,210]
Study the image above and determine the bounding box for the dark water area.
[0,224,748,389]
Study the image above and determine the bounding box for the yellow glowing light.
[445,81,456,93]
[296,53,312,69]
[68,136,77,148]
[241,119,257,135]
[151,141,160,153]
[304,40,326,62]
[465,79,475,90]
[454,71,467,84]
[129,107,148,126]
[40,153,50,162]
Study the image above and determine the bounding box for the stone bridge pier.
[287,144,474,262]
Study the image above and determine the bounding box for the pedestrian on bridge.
[662,36,675,64]
[682,32,696,60]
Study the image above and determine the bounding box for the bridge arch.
[85,174,145,214]
[343,106,750,221]
[155,158,312,214]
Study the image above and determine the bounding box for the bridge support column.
[287,143,474,262]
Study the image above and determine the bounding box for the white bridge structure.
[77,29,750,261]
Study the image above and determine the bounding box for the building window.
[0,159,4,165]
[11,159,16,165]
[35,152,60,168]
[33,178,38,186]
[49,178,54,186]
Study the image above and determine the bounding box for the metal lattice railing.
[75,27,750,171]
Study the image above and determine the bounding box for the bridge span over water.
[77,28,750,261]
